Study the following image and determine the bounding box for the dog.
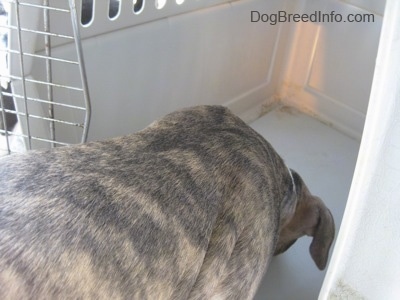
[0,105,334,299]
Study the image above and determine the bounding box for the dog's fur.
[0,105,334,299]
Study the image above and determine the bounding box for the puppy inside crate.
[0,105,334,299]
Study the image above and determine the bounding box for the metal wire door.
[0,0,91,155]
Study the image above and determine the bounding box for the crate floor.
[251,106,360,300]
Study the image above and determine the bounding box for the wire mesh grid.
[0,0,90,155]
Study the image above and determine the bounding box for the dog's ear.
[308,199,335,270]
[274,171,335,270]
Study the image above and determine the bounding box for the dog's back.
[0,106,299,299]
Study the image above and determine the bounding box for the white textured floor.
[251,106,360,300]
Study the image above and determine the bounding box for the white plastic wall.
[319,0,400,298]
[79,0,289,141]
[280,0,384,139]
[21,0,384,142]
[28,0,291,142]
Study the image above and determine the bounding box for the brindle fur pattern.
[0,106,334,299]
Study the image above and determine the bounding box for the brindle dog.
[0,105,334,299]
